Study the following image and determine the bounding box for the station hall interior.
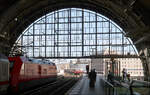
[0,0,150,95]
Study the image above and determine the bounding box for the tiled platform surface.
[68,74,104,95]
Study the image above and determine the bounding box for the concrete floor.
[68,74,104,95]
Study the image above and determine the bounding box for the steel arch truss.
[10,8,138,59]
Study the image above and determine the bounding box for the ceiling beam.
[134,35,149,45]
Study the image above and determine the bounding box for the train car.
[0,54,9,95]
[8,56,57,93]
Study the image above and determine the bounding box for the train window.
[9,61,15,72]
[28,59,32,61]
[43,69,47,74]
[52,63,55,66]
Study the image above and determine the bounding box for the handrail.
[101,78,114,88]
[106,79,150,95]
[113,80,129,88]
[132,80,150,86]
[130,80,150,95]
[113,80,134,95]
[101,79,115,95]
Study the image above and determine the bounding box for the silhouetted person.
[107,70,113,82]
[88,69,97,87]
[122,68,127,81]
[86,65,89,74]
[127,73,130,82]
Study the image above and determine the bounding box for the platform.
[68,74,104,95]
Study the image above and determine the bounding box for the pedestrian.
[88,69,97,87]
[107,70,114,83]
[107,70,112,81]
[86,65,89,74]
[127,73,130,82]
[122,68,127,81]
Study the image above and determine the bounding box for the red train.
[0,55,57,94]
[0,54,9,95]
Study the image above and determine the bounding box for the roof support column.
[139,48,150,81]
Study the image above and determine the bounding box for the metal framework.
[10,8,138,59]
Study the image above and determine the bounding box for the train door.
[0,54,9,94]
[0,58,9,82]
[38,65,41,75]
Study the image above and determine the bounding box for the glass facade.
[10,8,138,58]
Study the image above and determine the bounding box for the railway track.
[21,76,79,95]
[49,78,78,95]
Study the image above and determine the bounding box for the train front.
[8,56,57,93]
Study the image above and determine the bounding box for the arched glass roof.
[10,8,138,58]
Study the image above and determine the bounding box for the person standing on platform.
[88,69,97,87]
[107,70,113,82]
[127,73,130,82]
[122,68,127,81]
[86,65,89,74]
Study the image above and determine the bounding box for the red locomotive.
[8,56,57,93]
